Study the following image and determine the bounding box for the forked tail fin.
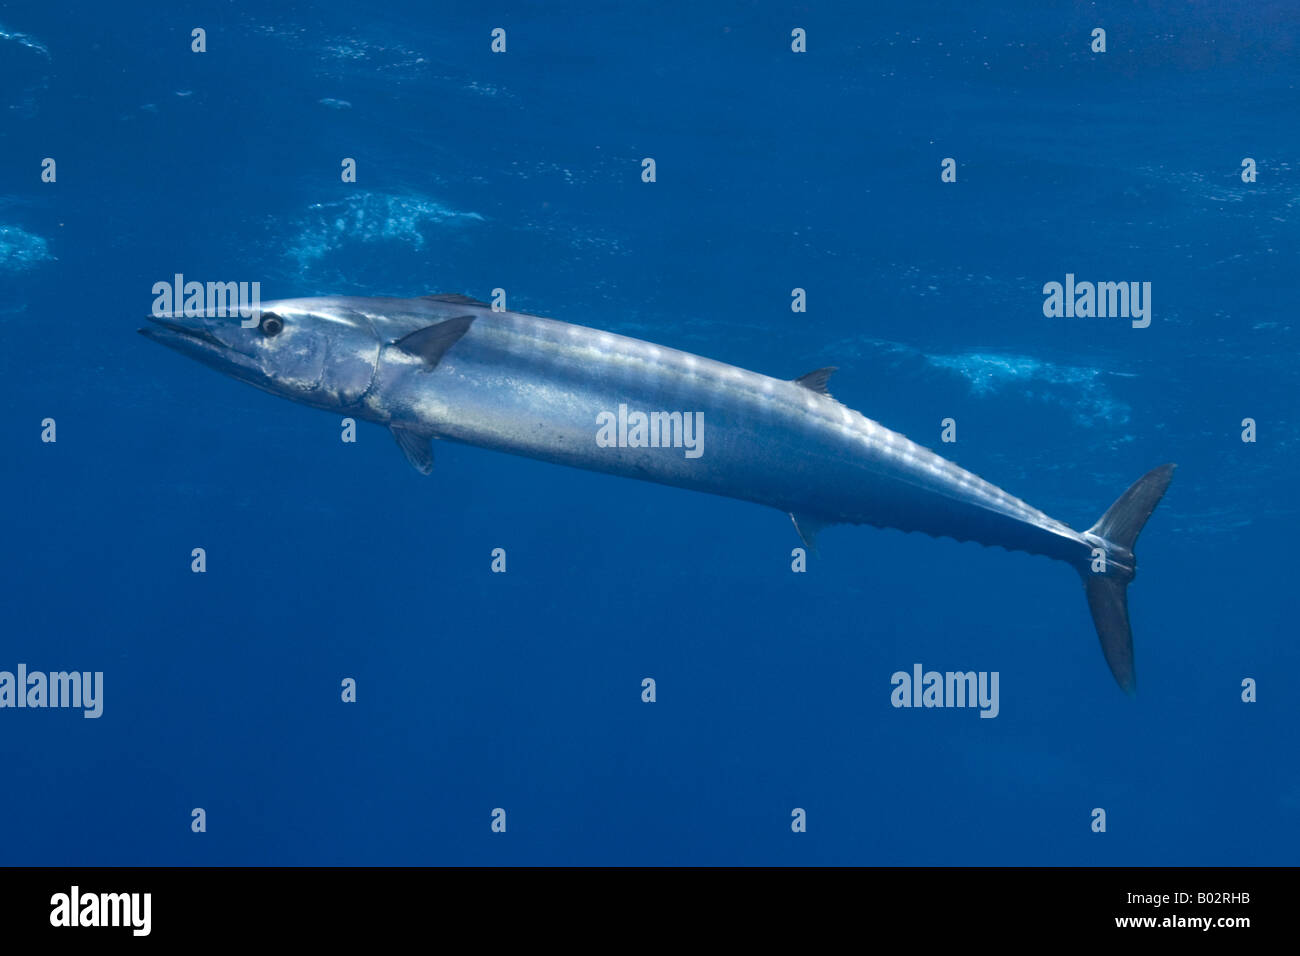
[1081,463,1177,696]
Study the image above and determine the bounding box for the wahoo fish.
[141,294,1175,693]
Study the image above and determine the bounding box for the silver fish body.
[142,293,1175,693]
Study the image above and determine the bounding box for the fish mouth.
[138,314,226,348]
[137,313,261,382]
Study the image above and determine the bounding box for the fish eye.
[259,312,284,337]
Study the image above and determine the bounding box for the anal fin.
[789,513,828,554]
[391,426,434,475]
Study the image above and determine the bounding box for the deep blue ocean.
[1,1,1296,866]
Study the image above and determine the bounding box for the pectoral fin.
[395,315,475,369]
[391,427,434,475]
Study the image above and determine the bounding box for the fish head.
[140,297,382,413]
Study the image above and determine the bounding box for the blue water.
[2,1,1296,865]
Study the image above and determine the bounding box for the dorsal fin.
[793,366,837,397]
[421,293,489,307]
[395,315,475,369]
